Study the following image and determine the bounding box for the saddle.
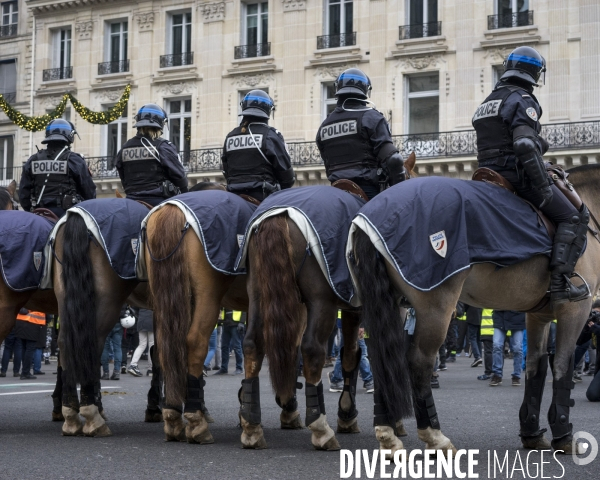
[331,179,369,202]
[32,208,59,224]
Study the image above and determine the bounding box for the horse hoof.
[375,426,404,455]
[204,413,215,424]
[184,411,214,444]
[80,405,111,437]
[242,433,268,449]
[85,423,113,438]
[52,410,65,422]
[187,430,215,444]
[396,420,408,437]
[165,430,187,442]
[281,411,303,430]
[552,436,580,454]
[61,406,83,436]
[522,434,551,450]
[163,408,186,442]
[315,435,341,451]
[337,417,360,434]
[145,408,163,423]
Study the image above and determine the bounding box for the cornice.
[27,0,131,15]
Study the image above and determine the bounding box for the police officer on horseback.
[19,119,96,218]
[116,104,188,207]
[316,68,406,200]
[222,90,295,201]
[473,46,589,304]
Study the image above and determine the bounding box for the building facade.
[1,0,599,195]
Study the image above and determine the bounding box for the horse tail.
[251,214,302,400]
[351,229,413,422]
[61,214,98,386]
[147,205,191,407]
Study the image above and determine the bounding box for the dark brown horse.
[350,164,600,455]
[240,154,416,450]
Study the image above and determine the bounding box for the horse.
[0,180,17,210]
[349,163,600,455]
[240,154,416,450]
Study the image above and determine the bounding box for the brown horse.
[240,154,416,450]
[350,163,600,455]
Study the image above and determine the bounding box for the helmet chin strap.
[341,97,376,112]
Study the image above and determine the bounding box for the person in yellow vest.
[455,302,471,357]
[477,308,495,381]
[490,310,525,387]
[214,309,245,375]
[14,309,47,380]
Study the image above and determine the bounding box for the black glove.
[385,152,406,186]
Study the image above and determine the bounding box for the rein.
[588,209,600,244]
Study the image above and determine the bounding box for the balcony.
[317,32,356,50]
[234,43,271,60]
[0,24,17,38]
[98,59,129,75]
[488,10,534,30]
[0,91,16,103]
[160,52,194,68]
[399,21,442,40]
[43,66,73,82]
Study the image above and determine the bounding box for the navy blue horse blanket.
[236,186,366,305]
[0,211,53,291]
[347,177,553,292]
[137,191,257,278]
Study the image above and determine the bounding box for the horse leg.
[240,289,269,449]
[302,300,340,451]
[145,344,163,423]
[58,362,83,436]
[548,302,591,454]
[336,310,361,434]
[519,314,552,449]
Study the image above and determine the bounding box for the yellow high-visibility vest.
[232,311,242,322]
[481,309,494,336]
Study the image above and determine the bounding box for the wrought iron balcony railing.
[317,32,356,50]
[234,43,271,59]
[0,91,16,103]
[488,10,534,30]
[160,52,194,68]
[98,59,129,75]
[0,24,17,38]
[399,21,442,40]
[43,66,73,82]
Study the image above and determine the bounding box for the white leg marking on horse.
[417,427,457,455]
[184,411,214,444]
[308,414,340,450]
[79,404,112,437]
[61,406,83,436]
[240,416,267,449]
[375,426,404,459]
[163,408,186,442]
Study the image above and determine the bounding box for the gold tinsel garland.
[0,84,131,132]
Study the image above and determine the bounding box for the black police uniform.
[316,99,398,200]
[19,143,96,218]
[472,80,578,224]
[222,121,295,201]
[115,134,188,207]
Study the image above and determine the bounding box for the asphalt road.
[0,355,597,480]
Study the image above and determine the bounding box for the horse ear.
[7,180,16,197]
[405,151,416,173]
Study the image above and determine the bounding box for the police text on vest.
[472,100,503,122]
[226,134,263,151]
[32,161,68,175]
[321,120,358,140]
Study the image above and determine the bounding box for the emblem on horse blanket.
[41,199,151,288]
[0,211,53,291]
[236,186,366,305]
[136,191,257,279]
[347,176,553,294]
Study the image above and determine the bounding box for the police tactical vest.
[31,148,77,206]
[120,136,168,195]
[472,85,531,166]
[224,123,277,185]
[319,108,377,174]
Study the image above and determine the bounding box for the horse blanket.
[0,211,53,291]
[347,176,553,294]
[236,186,366,305]
[136,190,256,279]
[41,198,150,288]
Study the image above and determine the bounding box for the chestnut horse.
[350,163,600,455]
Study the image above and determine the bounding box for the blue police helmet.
[134,103,168,129]
[501,46,546,85]
[334,68,372,98]
[42,119,76,144]
[240,90,274,119]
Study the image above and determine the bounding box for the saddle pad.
[236,186,366,306]
[347,176,553,294]
[0,211,53,291]
[41,198,150,288]
[136,190,256,279]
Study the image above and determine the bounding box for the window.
[492,64,504,85]
[100,21,128,74]
[322,83,337,120]
[104,104,128,158]
[0,135,14,181]
[235,3,269,58]
[162,12,193,67]
[0,59,16,103]
[0,1,17,37]
[491,0,531,29]
[319,0,354,49]
[44,28,72,80]
[167,99,192,158]
[405,74,439,134]
[401,0,440,38]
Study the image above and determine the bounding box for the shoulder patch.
[526,107,538,121]
[521,94,531,98]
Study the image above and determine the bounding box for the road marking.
[0,386,120,396]
[0,383,55,388]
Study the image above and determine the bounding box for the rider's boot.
[550,204,590,304]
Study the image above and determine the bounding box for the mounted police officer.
[116,104,188,207]
[472,46,589,304]
[316,68,406,200]
[222,90,295,201]
[19,119,96,218]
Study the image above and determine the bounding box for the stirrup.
[551,273,591,304]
